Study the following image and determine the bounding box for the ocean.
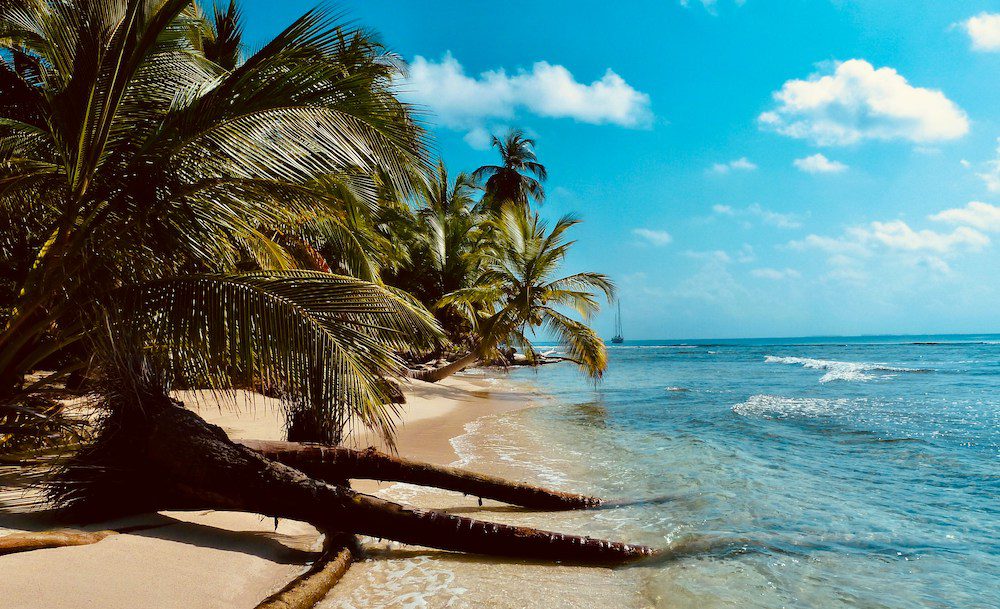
[500,335,999,608]
[330,335,999,609]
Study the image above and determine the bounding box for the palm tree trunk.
[0,529,117,555]
[140,402,655,565]
[254,532,355,609]
[239,440,601,510]
[409,352,479,383]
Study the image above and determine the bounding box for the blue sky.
[241,0,1000,339]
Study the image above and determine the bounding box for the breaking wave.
[764,355,928,382]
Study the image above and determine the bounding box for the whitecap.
[764,355,924,382]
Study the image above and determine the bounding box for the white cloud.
[712,203,801,229]
[632,228,673,246]
[759,59,969,146]
[962,13,1000,51]
[868,220,988,253]
[789,231,871,256]
[789,207,993,283]
[793,222,987,255]
[793,153,848,174]
[977,138,1000,193]
[751,267,801,280]
[462,126,491,150]
[930,201,1000,232]
[404,53,653,139]
[710,157,757,174]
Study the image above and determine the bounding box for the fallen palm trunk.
[240,440,602,510]
[254,532,355,609]
[0,529,117,555]
[132,401,656,565]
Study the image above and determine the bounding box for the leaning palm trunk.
[62,398,655,565]
[409,352,479,383]
[240,440,602,510]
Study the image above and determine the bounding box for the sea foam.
[732,394,849,419]
[764,355,923,382]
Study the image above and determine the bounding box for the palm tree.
[198,0,244,69]
[0,0,652,566]
[415,205,614,382]
[385,160,487,341]
[472,128,547,212]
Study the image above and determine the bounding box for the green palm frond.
[122,271,441,445]
[540,307,608,379]
[439,203,614,377]
[0,1,437,452]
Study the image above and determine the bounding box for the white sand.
[0,375,527,609]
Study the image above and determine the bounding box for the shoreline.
[0,373,541,609]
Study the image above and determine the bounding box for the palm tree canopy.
[381,160,487,344]
[0,0,438,450]
[472,128,547,211]
[440,205,614,378]
[200,0,244,70]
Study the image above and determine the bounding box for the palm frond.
[121,271,441,445]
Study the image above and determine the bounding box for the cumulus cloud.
[751,267,801,280]
[793,153,848,174]
[868,221,988,252]
[710,157,757,174]
[962,12,1000,51]
[759,59,969,146]
[712,203,801,229]
[930,201,1000,232]
[633,228,673,246]
[403,53,653,139]
[789,207,994,282]
[792,221,988,255]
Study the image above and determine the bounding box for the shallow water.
[507,335,999,608]
[329,335,999,608]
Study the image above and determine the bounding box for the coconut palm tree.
[472,128,547,212]
[385,160,487,338]
[415,205,614,382]
[0,0,652,566]
[198,0,244,69]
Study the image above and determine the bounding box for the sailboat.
[611,300,624,344]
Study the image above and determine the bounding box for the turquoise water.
[508,335,999,608]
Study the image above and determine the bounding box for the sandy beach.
[0,375,543,609]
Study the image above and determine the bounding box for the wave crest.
[764,355,926,382]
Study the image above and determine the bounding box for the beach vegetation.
[0,0,646,569]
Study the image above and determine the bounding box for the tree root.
[0,529,117,555]
[240,440,602,510]
[254,532,356,609]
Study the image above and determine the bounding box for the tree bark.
[138,402,656,565]
[240,440,601,510]
[408,352,479,383]
[254,532,355,609]
[0,529,117,555]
